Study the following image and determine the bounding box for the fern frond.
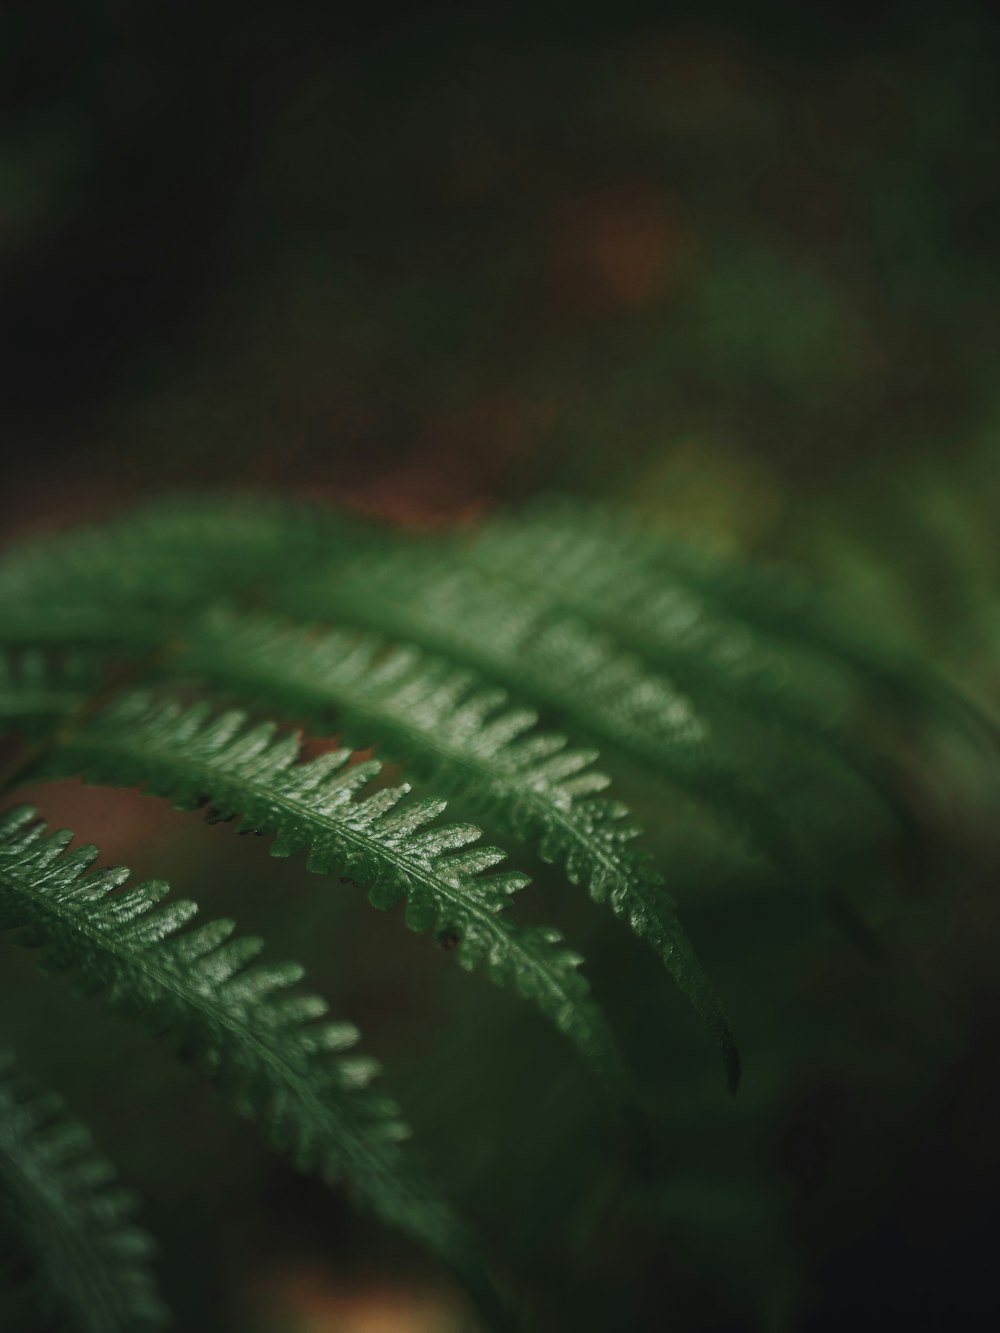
[457,503,928,852]
[28,698,625,1088]
[473,496,995,744]
[0,806,479,1283]
[464,499,858,722]
[0,1050,166,1333]
[170,611,739,1088]
[281,551,805,873]
[0,495,891,871]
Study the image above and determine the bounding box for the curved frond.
[30,698,626,1089]
[0,1051,166,1333]
[173,611,739,1088]
[0,806,478,1283]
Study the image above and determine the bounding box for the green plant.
[0,494,987,1331]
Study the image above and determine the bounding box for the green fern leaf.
[170,611,739,1088]
[0,1050,166,1333]
[28,697,626,1089]
[0,806,480,1285]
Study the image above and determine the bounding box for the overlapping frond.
[457,502,927,850]
[0,806,477,1280]
[171,611,739,1087]
[29,697,625,1088]
[463,498,859,723]
[0,1051,166,1333]
[0,494,943,1090]
[281,550,805,873]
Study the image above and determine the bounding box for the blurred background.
[2,2,999,1330]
